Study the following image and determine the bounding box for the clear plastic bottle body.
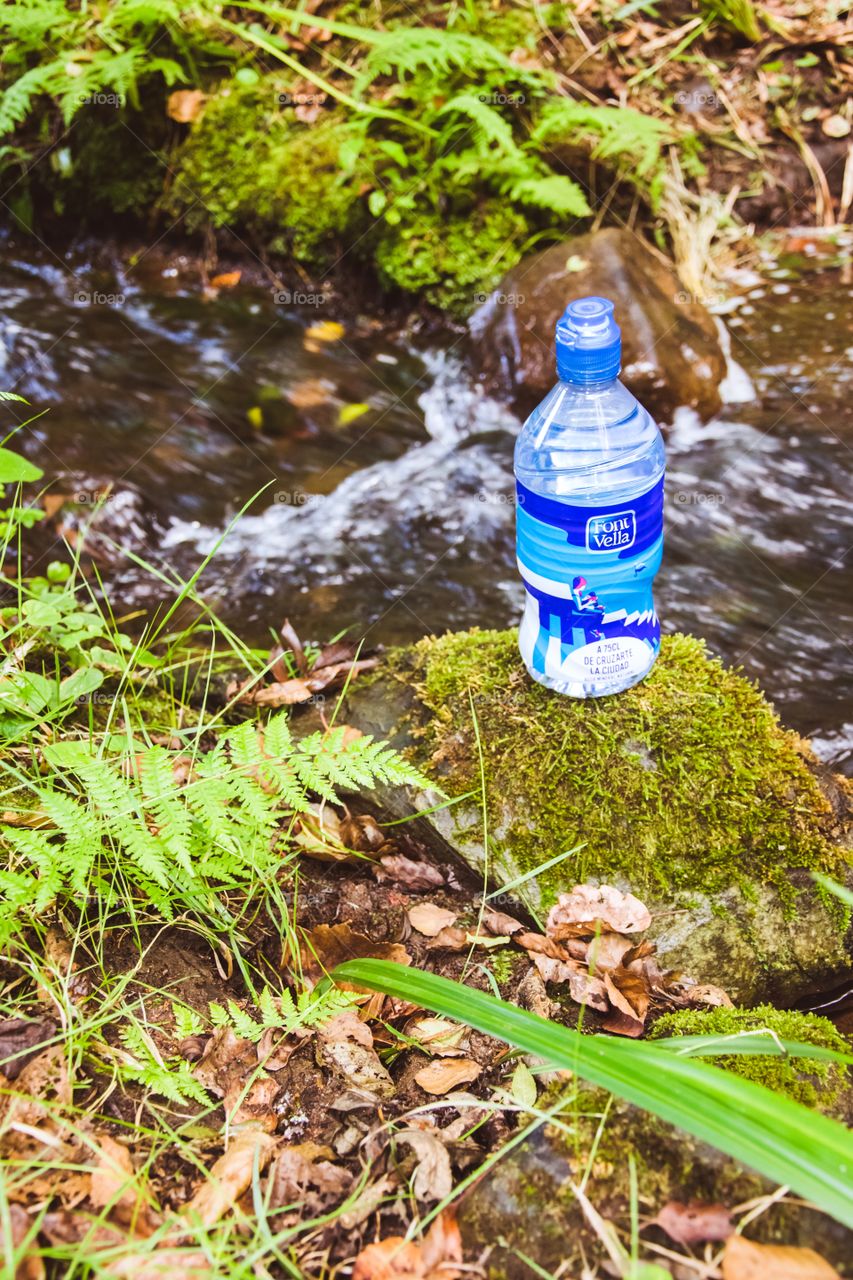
[514,376,665,698]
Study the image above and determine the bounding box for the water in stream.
[2,242,851,771]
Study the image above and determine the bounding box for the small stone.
[822,114,850,138]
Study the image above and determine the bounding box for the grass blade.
[331,959,853,1228]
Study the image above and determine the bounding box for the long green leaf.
[331,959,853,1228]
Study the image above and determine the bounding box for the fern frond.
[118,1019,211,1105]
[530,99,672,197]
[358,29,520,88]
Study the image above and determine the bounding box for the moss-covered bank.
[459,1005,852,1276]
[650,1005,850,1114]
[343,628,853,1000]
[5,2,851,314]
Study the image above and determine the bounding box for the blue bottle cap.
[555,296,621,384]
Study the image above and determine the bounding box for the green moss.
[460,1079,852,1273]
[167,87,371,267]
[375,201,528,314]
[649,1004,850,1112]
[399,628,849,909]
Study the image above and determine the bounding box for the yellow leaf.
[338,402,370,426]
[305,320,344,344]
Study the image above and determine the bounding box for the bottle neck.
[557,374,620,394]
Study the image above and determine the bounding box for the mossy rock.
[375,200,528,315]
[649,1005,851,1115]
[458,1080,853,1277]
[344,628,853,1002]
[461,1007,852,1275]
[166,87,373,268]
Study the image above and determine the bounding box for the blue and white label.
[516,476,664,691]
[586,509,636,553]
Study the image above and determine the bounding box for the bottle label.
[516,476,664,688]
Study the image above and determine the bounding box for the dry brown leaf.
[0,1019,55,1081]
[547,884,651,936]
[721,1235,841,1280]
[408,904,458,937]
[285,377,330,409]
[599,1009,645,1037]
[516,931,572,960]
[105,1248,212,1279]
[353,1209,462,1280]
[40,493,68,522]
[317,1009,374,1049]
[516,967,559,1020]
[317,1009,394,1096]
[654,1199,733,1246]
[394,1127,453,1200]
[276,618,307,675]
[604,968,651,1025]
[298,923,411,986]
[89,1135,137,1212]
[585,931,634,971]
[267,1141,352,1213]
[166,89,206,123]
[414,1058,481,1096]
[0,809,51,829]
[339,811,386,854]
[293,805,355,863]
[353,1238,425,1280]
[42,927,90,1001]
[482,909,524,936]
[235,657,380,707]
[7,1203,44,1280]
[425,926,469,952]
[375,855,445,890]
[530,953,609,1012]
[182,1126,278,1228]
[420,1209,462,1276]
[0,1045,73,1151]
[193,1028,281,1130]
[683,983,735,1009]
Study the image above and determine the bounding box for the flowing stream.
[2,241,851,772]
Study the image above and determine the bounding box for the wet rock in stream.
[339,628,853,1005]
[470,227,727,422]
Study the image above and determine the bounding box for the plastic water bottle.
[514,296,665,698]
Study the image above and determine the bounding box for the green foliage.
[650,1004,850,1112]
[118,1017,212,1106]
[332,959,853,1229]
[530,99,674,207]
[0,400,44,540]
[0,567,155,740]
[0,0,697,312]
[375,200,528,314]
[168,91,372,267]
[0,714,430,941]
[208,984,355,1042]
[702,0,762,41]
[0,0,216,137]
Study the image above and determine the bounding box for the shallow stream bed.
[2,241,851,770]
